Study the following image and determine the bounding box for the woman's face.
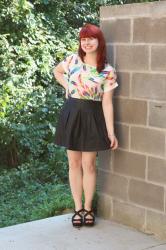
[80,37,99,54]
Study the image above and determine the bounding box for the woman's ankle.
[84,203,92,211]
[75,204,83,211]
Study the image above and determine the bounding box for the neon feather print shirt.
[61,53,118,101]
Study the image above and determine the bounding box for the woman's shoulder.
[62,52,77,61]
[103,63,116,73]
[61,53,79,71]
[64,52,80,65]
[99,63,117,80]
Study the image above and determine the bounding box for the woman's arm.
[102,90,118,149]
[102,90,114,136]
[53,62,68,98]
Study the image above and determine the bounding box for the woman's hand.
[108,133,118,150]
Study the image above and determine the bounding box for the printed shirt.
[61,53,118,101]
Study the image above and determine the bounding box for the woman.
[53,23,118,228]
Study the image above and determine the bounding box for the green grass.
[0,158,99,228]
[0,158,75,228]
[0,180,74,228]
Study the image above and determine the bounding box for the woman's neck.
[84,52,97,67]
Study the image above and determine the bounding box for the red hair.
[78,23,107,73]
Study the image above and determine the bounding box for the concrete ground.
[0,213,166,250]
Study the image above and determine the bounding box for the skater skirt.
[54,97,111,152]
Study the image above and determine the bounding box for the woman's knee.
[82,152,97,173]
[67,150,82,169]
[82,161,96,173]
[69,159,82,169]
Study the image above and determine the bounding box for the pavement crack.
[141,242,166,250]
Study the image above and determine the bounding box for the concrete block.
[114,123,129,149]
[100,2,166,19]
[149,101,166,129]
[97,170,128,200]
[101,19,131,43]
[148,156,166,184]
[131,127,165,157]
[107,44,115,66]
[151,46,166,71]
[132,73,166,101]
[129,179,164,211]
[112,199,146,231]
[116,45,149,71]
[114,72,130,97]
[97,192,112,219]
[114,123,130,150]
[113,149,146,178]
[114,98,147,125]
[133,17,166,43]
[147,210,166,240]
[98,149,112,171]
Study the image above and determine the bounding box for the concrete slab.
[151,247,166,250]
[0,214,166,250]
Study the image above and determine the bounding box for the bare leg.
[82,151,97,221]
[67,149,83,213]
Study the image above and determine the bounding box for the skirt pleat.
[54,97,111,151]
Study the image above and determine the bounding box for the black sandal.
[83,209,95,226]
[72,208,84,227]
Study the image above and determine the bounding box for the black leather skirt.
[54,96,111,152]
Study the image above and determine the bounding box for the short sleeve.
[103,67,118,93]
[61,54,74,74]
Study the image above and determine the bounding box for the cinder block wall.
[97,1,166,240]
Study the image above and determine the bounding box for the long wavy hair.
[78,23,107,73]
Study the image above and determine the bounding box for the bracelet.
[108,133,115,137]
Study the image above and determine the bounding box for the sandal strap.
[72,208,84,220]
[72,218,82,221]
[84,209,95,219]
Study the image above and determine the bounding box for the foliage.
[0,0,77,167]
[0,163,73,227]
[0,157,99,228]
